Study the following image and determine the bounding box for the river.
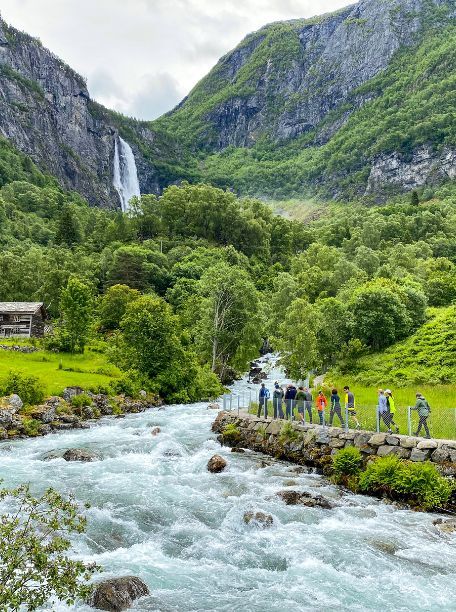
[0,366,455,611]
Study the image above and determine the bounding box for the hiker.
[412,392,431,438]
[377,389,389,430]
[316,391,327,425]
[284,384,297,419]
[385,389,399,434]
[272,382,284,419]
[304,387,313,423]
[344,385,360,430]
[329,388,345,427]
[296,386,306,422]
[257,383,270,418]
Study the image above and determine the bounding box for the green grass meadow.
[0,344,120,396]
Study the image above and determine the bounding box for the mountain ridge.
[0,0,455,206]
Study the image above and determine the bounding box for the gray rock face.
[89,576,150,611]
[5,394,23,411]
[0,19,163,207]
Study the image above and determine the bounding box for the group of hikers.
[258,383,432,438]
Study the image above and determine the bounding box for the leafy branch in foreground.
[0,483,99,611]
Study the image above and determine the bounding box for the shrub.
[0,371,45,405]
[21,417,42,437]
[359,456,453,510]
[70,394,92,409]
[332,447,363,479]
[278,421,299,445]
[222,423,241,445]
[109,369,144,398]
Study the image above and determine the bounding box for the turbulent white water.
[0,364,455,611]
[113,136,141,212]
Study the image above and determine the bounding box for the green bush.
[332,447,363,478]
[109,369,144,398]
[21,417,42,437]
[70,394,92,409]
[0,371,45,405]
[278,421,299,445]
[359,456,453,510]
[222,423,241,445]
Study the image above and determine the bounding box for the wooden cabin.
[0,303,47,338]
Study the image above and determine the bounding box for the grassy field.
[0,344,121,396]
[248,382,456,440]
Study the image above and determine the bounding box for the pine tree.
[55,204,82,246]
[410,190,420,206]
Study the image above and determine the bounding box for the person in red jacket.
[316,391,327,425]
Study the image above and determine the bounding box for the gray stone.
[431,447,450,463]
[417,439,438,450]
[400,437,419,449]
[385,435,399,446]
[339,432,356,440]
[150,427,161,436]
[276,490,334,509]
[377,445,396,457]
[5,394,23,411]
[89,576,150,611]
[368,433,387,446]
[354,433,371,448]
[410,448,430,462]
[62,386,85,402]
[329,438,345,449]
[265,421,282,435]
[316,432,330,445]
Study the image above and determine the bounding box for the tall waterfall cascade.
[113,136,141,212]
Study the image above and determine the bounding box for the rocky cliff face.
[0,19,162,207]
[171,0,454,150]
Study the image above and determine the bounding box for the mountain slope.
[0,0,455,206]
[154,0,456,199]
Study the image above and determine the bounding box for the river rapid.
[0,366,455,611]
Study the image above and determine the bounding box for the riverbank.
[213,411,456,510]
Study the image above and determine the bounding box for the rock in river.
[63,448,101,462]
[276,490,334,509]
[89,575,150,611]
[434,518,456,535]
[243,511,273,528]
[207,454,227,473]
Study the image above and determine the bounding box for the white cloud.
[0,0,350,120]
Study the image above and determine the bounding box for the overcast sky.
[0,0,349,120]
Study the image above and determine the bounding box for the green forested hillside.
[1,132,456,399]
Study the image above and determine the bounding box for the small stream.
[0,361,455,611]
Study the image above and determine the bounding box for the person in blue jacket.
[258,383,270,418]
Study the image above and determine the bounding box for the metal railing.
[222,394,456,440]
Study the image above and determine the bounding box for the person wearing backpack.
[258,383,270,418]
[296,386,306,422]
[413,393,431,438]
[329,388,345,427]
[304,387,313,423]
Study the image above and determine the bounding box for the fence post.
[264,397,268,419]
[407,406,412,436]
[345,406,349,433]
[229,395,232,412]
[237,394,240,416]
[376,410,380,433]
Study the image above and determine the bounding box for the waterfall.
[113,136,141,212]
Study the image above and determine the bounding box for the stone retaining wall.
[212,412,456,472]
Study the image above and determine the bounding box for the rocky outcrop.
[434,518,456,534]
[276,490,334,509]
[212,412,456,471]
[366,146,456,198]
[89,576,150,611]
[207,454,227,473]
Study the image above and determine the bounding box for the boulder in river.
[243,511,273,528]
[207,402,220,410]
[276,490,334,509]
[434,518,456,534]
[63,448,101,462]
[207,454,227,473]
[151,427,161,436]
[89,575,150,611]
